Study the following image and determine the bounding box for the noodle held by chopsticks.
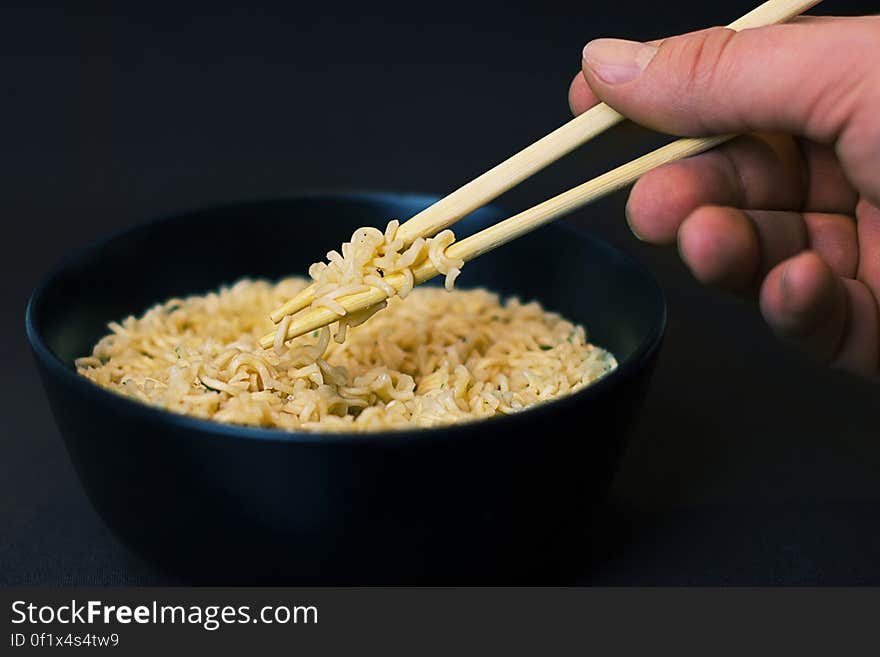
[297,221,465,344]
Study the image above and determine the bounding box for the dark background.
[2,0,877,584]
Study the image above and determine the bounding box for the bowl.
[26,192,665,584]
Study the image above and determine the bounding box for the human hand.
[569,17,880,377]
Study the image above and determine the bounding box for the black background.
[3,0,878,585]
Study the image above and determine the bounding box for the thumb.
[579,19,880,201]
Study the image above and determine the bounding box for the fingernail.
[582,38,657,85]
[624,200,644,241]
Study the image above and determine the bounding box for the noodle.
[294,221,466,340]
[76,278,617,431]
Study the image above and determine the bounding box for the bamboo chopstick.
[270,0,823,324]
[394,0,822,246]
[262,0,822,345]
[259,133,734,348]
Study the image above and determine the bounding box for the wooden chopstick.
[395,0,821,245]
[259,133,734,348]
[446,134,734,261]
[263,0,822,343]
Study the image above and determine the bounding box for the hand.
[569,17,880,378]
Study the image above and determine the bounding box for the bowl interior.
[30,193,664,405]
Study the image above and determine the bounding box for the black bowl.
[26,192,665,584]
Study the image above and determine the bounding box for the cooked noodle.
[76,278,617,431]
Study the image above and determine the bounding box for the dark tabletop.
[2,0,878,585]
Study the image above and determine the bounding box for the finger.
[579,19,880,204]
[677,207,858,292]
[568,71,599,116]
[567,19,845,112]
[833,278,880,377]
[790,16,866,25]
[570,37,664,116]
[856,199,880,305]
[760,251,847,364]
[760,251,879,376]
[626,134,858,243]
[802,212,860,279]
[676,206,759,291]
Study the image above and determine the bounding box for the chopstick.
[269,0,823,324]
[259,133,733,347]
[395,0,822,246]
[261,0,821,347]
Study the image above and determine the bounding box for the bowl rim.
[25,190,666,445]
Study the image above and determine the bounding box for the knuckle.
[674,28,736,94]
[659,27,738,130]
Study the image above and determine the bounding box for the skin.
[569,16,880,378]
